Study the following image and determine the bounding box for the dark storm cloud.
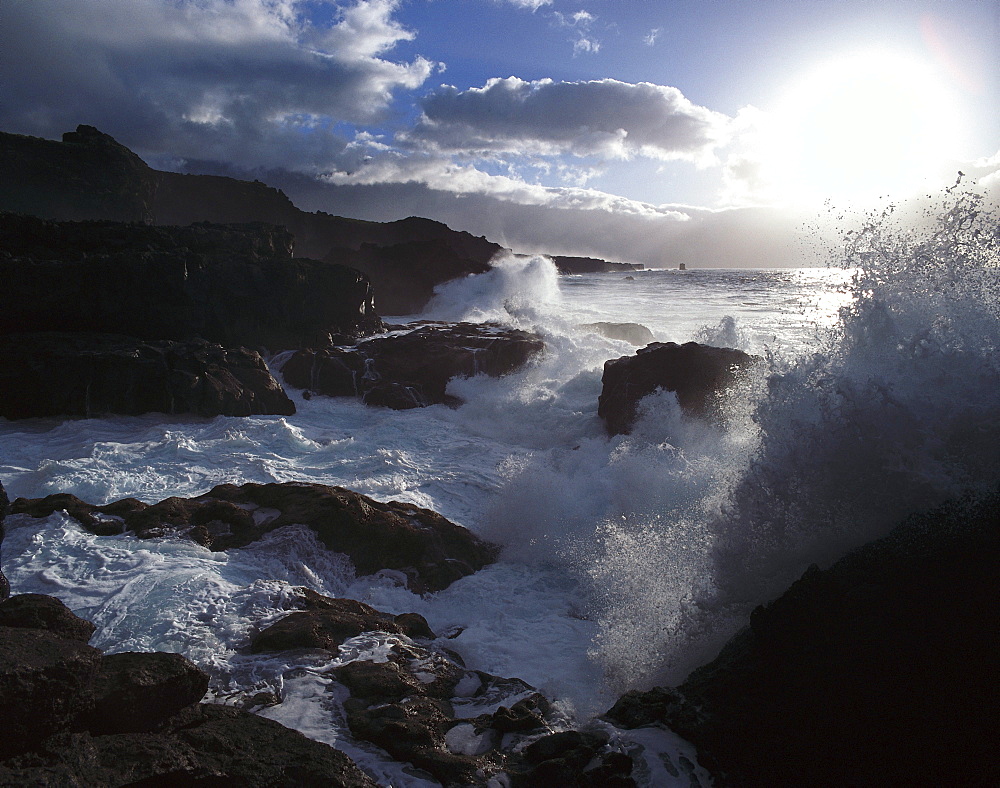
[409,77,731,162]
[0,0,435,169]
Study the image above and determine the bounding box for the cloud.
[248,164,804,269]
[0,0,436,170]
[501,0,553,9]
[644,28,662,46]
[554,9,601,55]
[408,77,731,163]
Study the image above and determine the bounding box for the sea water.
[1,186,997,785]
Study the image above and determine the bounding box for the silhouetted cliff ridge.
[0,126,503,313]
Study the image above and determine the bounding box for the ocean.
[1,187,997,785]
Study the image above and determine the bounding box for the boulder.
[598,341,758,435]
[0,592,378,786]
[0,332,296,420]
[13,482,498,593]
[578,322,655,346]
[82,651,210,734]
[281,321,545,409]
[251,593,435,653]
[0,628,103,757]
[606,491,1000,786]
[0,594,95,643]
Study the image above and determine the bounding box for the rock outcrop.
[0,332,295,420]
[281,321,545,409]
[251,590,436,653]
[250,589,634,788]
[12,481,498,593]
[0,126,504,312]
[598,341,758,435]
[552,255,644,275]
[327,238,494,315]
[0,481,8,601]
[0,213,383,349]
[0,593,377,786]
[604,491,1000,786]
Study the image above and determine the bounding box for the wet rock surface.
[0,593,378,786]
[12,481,498,593]
[0,332,296,420]
[598,341,759,435]
[578,321,656,346]
[608,491,1000,786]
[255,599,637,788]
[281,321,545,409]
[251,592,436,653]
[0,481,8,601]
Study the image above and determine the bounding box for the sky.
[1,0,997,267]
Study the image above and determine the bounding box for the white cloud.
[501,0,553,9]
[644,28,662,46]
[553,9,601,56]
[0,0,436,170]
[408,77,732,163]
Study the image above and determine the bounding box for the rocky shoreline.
[2,123,997,786]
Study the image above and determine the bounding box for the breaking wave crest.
[584,184,1000,688]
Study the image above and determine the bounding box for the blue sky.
[1,0,997,266]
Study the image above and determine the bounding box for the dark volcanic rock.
[281,321,545,409]
[552,255,644,274]
[82,651,210,735]
[0,592,378,786]
[13,482,497,592]
[610,491,1000,786]
[0,125,156,223]
[0,626,103,757]
[251,594,435,653]
[327,238,494,315]
[0,594,96,643]
[1,126,505,309]
[598,341,758,435]
[0,480,8,601]
[0,213,383,349]
[0,332,296,420]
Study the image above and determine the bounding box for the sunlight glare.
[760,50,968,207]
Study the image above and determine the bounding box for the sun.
[757,49,968,207]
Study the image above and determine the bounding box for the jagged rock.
[82,651,210,735]
[0,593,377,786]
[0,626,103,758]
[281,321,545,409]
[552,255,643,274]
[0,214,383,349]
[598,341,759,435]
[0,594,96,644]
[0,125,156,223]
[578,322,655,346]
[0,332,296,420]
[1,127,505,313]
[328,238,494,315]
[611,491,1000,786]
[0,481,9,601]
[251,594,435,653]
[13,482,497,593]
